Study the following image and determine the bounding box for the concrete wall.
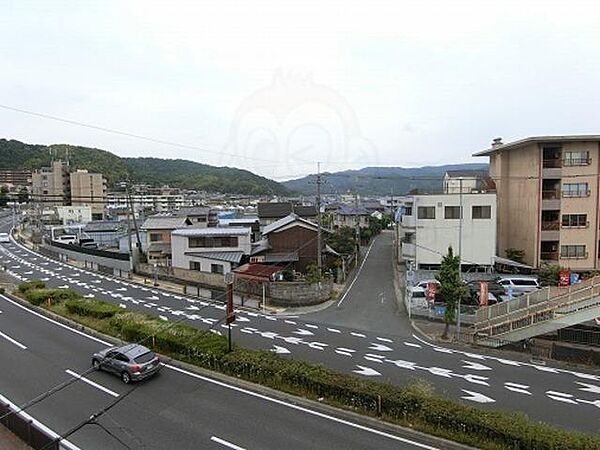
[40,242,131,277]
[137,262,226,288]
[268,279,333,306]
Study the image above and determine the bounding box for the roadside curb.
[1,290,474,450]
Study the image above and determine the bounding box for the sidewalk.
[0,426,31,450]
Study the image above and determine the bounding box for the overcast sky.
[2,1,600,181]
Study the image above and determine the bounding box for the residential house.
[141,215,192,264]
[219,217,260,242]
[443,170,489,194]
[474,135,600,270]
[171,227,252,275]
[82,220,127,248]
[174,206,218,227]
[333,205,370,228]
[257,202,317,227]
[397,192,497,270]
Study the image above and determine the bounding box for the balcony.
[401,242,416,259]
[540,251,559,262]
[541,190,561,210]
[542,158,562,179]
[540,220,560,241]
[400,215,416,228]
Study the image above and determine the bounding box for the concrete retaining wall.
[268,279,333,306]
[40,243,131,278]
[137,263,226,289]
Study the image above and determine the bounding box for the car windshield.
[514,280,538,286]
[134,351,155,364]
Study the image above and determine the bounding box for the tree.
[17,187,29,204]
[0,186,8,207]
[505,248,525,264]
[436,246,466,340]
[538,263,561,286]
[327,226,356,254]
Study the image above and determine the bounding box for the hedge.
[21,287,80,306]
[17,280,46,293]
[15,281,600,450]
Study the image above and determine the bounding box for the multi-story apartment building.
[0,170,32,188]
[397,192,497,270]
[31,161,70,207]
[106,192,187,213]
[474,135,600,270]
[70,169,107,220]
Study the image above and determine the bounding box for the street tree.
[436,246,466,339]
[17,187,29,204]
[0,186,8,207]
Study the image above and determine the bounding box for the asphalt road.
[1,218,599,433]
[0,290,440,450]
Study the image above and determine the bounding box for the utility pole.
[457,177,464,337]
[354,192,360,265]
[126,181,144,262]
[316,162,323,275]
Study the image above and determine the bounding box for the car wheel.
[121,371,131,384]
[92,359,100,370]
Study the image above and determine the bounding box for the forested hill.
[0,138,289,195]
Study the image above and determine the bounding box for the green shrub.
[22,287,80,306]
[64,298,122,319]
[18,280,46,293]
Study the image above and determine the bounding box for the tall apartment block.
[70,169,107,220]
[31,161,71,207]
[474,135,600,270]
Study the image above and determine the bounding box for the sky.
[1,0,600,181]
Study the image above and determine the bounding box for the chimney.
[491,137,503,148]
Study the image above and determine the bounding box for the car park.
[465,280,508,302]
[497,276,540,297]
[92,344,161,384]
[409,286,429,308]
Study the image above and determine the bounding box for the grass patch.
[15,281,600,450]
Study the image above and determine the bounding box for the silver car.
[92,344,161,384]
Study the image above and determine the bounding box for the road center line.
[337,237,376,307]
[211,436,246,450]
[65,369,119,397]
[0,329,27,349]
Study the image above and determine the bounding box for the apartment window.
[417,206,435,220]
[189,261,201,271]
[560,245,587,259]
[561,214,588,228]
[189,236,239,248]
[444,206,461,219]
[211,264,224,274]
[404,206,413,216]
[472,205,491,219]
[563,151,590,166]
[562,183,589,198]
[149,233,163,242]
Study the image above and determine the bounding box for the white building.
[55,205,93,225]
[397,192,497,270]
[107,192,188,213]
[171,227,252,275]
[443,170,488,194]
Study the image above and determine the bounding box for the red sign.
[479,281,489,306]
[559,270,570,287]
[426,282,437,303]
[226,283,236,324]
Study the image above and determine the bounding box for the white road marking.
[461,361,492,371]
[65,369,119,398]
[504,382,531,395]
[211,436,246,450]
[386,359,417,370]
[335,350,354,357]
[403,342,422,348]
[376,337,393,343]
[337,238,376,307]
[327,328,341,333]
[0,330,27,349]
[350,332,366,338]
[272,345,291,355]
[305,324,318,329]
[336,347,356,353]
[284,320,297,325]
[461,389,495,404]
[352,365,381,377]
[368,343,393,352]
[119,304,127,309]
[159,315,168,321]
[576,382,600,394]
[293,328,314,336]
[546,391,578,404]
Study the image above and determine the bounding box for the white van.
[53,234,78,245]
[497,277,540,297]
[409,286,429,308]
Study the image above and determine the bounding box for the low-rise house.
[141,215,192,264]
[333,205,370,228]
[219,217,260,242]
[257,202,317,227]
[55,205,93,225]
[171,227,252,275]
[443,170,490,194]
[83,220,127,248]
[173,206,218,227]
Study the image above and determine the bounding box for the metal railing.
[542,190,561,200]
[541,221,560,231]
[542,158,562,168]
[475,276,600,337]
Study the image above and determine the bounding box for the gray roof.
[263,252,299,263]
[148,242,172,254]
[185,251,244,264]
[473,135,600,157]
[83,220,126,232]
[258,202,317,219]
[142,216,191,230]
[173,206,212,217]
[262,213,320,235]
[172,227,250,237]
[445,170,487,178]
[251,238,270,255]
[336,205,370,216]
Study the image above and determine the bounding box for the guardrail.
[46,239,129,261]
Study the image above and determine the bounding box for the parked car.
[92,344,161,384]
[0,232,10,243]
[415,279,440,289]
[53,234,79,245]
[496,276,540,297]
[409,286,429,308]
[465,280,508,302]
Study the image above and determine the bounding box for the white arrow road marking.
[575,382,600,395]
[84,294,95,298]
[23,271,33,275]
[376,337,393,343]
[258,331,278,340]
[368,343,393,352]
[567,371,600,381]
[57,285,69,289]
[461,389,495,404]
[456,374,490,386]
[336,347,356,353]
[279,336,303,345]
[116,287,127,291]
[335,350,354,357]
[305,324,318,329]
[364,356,385,363]
[186,305,200,311]
[119,304,127,309]
[577,398,600,408]
[147,295,159,301]
[40,277,50,282]
[424,367,453,378]
[236,316,250,322]
[159,315,168,321]
[353,365,381,377]
[546,391,578,404]
[350,332,366,338]
[495,358,521,367]
[271,345,291,355]
[403,342,422,348]
[293,328,314,336]
[504,382,531,395]
[431,347,453,354]
[461,361,492,371]
[386,359,418,370]
[306,342,328,351]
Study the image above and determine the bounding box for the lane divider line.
[337,238,376,307]
[0,329,27,350]
[65,369,119,398]
[211,436,246,450]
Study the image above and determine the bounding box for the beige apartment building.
[474,135,600,270]
[31,161,70,207]
[70,169,107,220]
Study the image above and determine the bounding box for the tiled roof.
[262,213,320,235]
[148,242,172,254]
[83,220,126,232]
[185,251,244,263]
[234,263,284,281]
[257,202,293,218]
[293,205,318,217]
[172,227,250,237]
[336,205,370,216]
[142,216,191,230]
[173,206,212,217]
